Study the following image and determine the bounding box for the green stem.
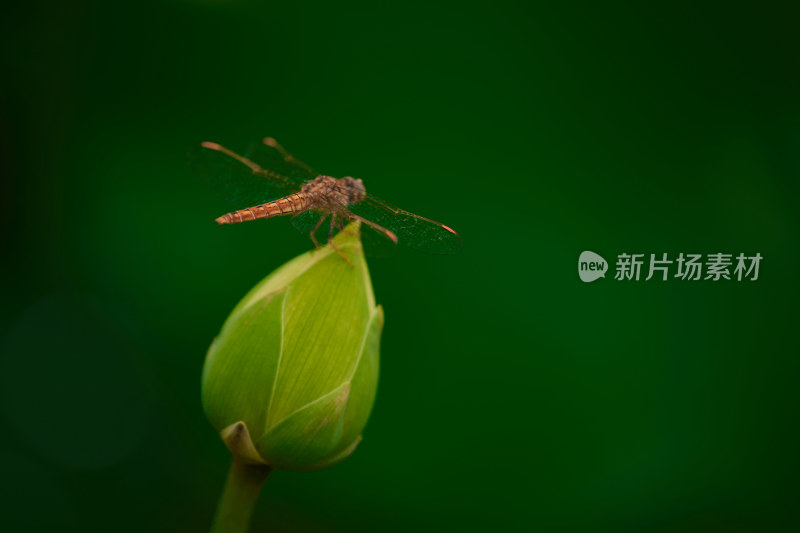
[211,457,272,533]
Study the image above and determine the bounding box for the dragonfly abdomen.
[215,193,313,225]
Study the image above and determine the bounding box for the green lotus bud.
[202,223,382,471]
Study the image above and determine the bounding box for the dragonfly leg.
[347,213,398,245]
[309,213,328,248]
[338,219,357,237]
[327,213,353,267]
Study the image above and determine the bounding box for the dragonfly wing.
[292,204,397,257]
[356,218,400,257]
[245,137,319,184]
[348,195,462,254]
[190,142,301,207]
[290,211,343,244]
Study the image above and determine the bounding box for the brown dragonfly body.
[193,138,461,260]
[215,175,365,226]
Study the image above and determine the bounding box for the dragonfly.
[191,137,461,260]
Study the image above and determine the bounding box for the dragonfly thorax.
[301,175,366,211]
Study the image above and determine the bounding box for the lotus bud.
[202,223,382,471]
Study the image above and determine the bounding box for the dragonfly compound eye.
[343,177,366,203]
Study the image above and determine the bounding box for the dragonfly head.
[341,176,366,204]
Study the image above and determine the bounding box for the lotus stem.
[211,458,272,533]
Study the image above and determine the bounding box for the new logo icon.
[578,251,607,282]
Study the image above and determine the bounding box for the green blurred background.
[2,1,799,531]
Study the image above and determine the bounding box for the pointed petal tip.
[220,421,268,465]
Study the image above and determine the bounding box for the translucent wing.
[348,194,462,254]
[291,208,399,258]
[291,211,343,244]
[291,191,461,256]
[289,209,393,257]
[245,137,318,184]
[357,217,401,257]
[189,141,302,207]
